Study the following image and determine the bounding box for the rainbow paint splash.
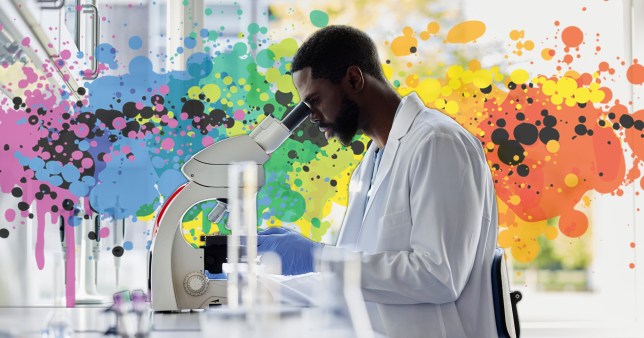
[0,5,643,305]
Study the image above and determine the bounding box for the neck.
[361,83,401,149]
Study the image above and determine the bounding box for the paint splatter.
[0,6,642,282]
[446,20,486,43]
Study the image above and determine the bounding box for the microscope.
[148,102,311,311]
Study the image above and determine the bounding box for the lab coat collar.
[363,92,425,220]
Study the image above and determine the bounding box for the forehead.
[293,67,336,101]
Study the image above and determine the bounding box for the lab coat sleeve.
[357,131,487,305]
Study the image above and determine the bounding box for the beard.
[324,94,361,147]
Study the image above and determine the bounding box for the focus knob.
[184,271,208,297]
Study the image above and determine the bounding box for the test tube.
[226,161,259,309]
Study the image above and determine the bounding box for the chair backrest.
[491,247,522,338]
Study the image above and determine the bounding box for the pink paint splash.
[161,138,174,151]
[4,209,15,223]
[99,226,110,238]
[65,212,76,307]
[18,67,38,88]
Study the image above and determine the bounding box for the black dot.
[598,120,606,127]
[51,205,59,212]
[497,119,506,127]
[620,114,634,128]
[608,112,616,119]
[350,141,365,155]
[12,97,22,106]
[330,179,337,187]
[77,87,87,95]
[612,122,620,130]
[517,164,529,177]
[599,172,603,177]
[587,130,594,136]
[88,231,97,240]
[0,229,9,239]
[112,246,124,257]
[526,98,533,104]
[577,102,587,108]
[287,150,297,159]
[62,199,74,211]
[507,82,517,90]
[497,140,525,165]
[35,192,44,200]
[634,120,644,130]
[480,85,492,94]
[302,166,309,172]
[516,113,525,121]
[574,124,587,136]
[491,128,509,145]
[11,187,22,198]
[539,127,560,144]
[410,46,417,53]
[578,116,586,123]
[541,109,549,117]
[543,115,557,127]
[28,115,39,125]
[514,123,538,145]
[18,202,29,211]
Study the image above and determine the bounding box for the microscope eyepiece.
[281,101,311,132]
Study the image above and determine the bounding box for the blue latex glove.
[257,227,322,275]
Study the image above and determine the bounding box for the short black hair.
[292,25,387,84]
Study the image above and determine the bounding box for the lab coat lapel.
[337,144,377,247]
[363,93,425,220]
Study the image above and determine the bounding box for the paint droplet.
[446,20,486,43]
[564,173,579,188]
[558,209,588,238]
[128,36,143,50]
[562,26,584,48]
[5,209,16,222]
[391,27,418,56]
[99,227,110,238]
[309,10,329,28]
[112,246,124,257]
[508,195,521,205]
[629,263,635,269]
[0,228,9,238]
[626,62,644,85]
[510,69,530,85]
[161,138,174,151]
[630,242,636,248]
[546,140,560,153]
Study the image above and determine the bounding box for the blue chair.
[492,248,523,338]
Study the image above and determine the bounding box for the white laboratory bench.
[0,306,205,338]
[0,306,388,338]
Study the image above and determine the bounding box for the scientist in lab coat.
[258,25,499,338]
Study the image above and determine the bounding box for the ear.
[345,66,365,93]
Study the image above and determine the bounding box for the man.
[258,25,499,338]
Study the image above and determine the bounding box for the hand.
[257,227,323,275]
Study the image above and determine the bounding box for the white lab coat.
[321,92,499,338]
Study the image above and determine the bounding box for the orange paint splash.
[626,61,644,85]
[446,20,486,43]
[562,26,584,48]
[391,26,418,56]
